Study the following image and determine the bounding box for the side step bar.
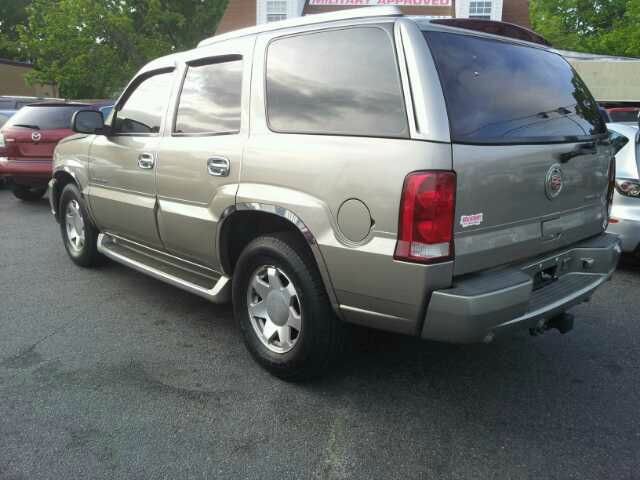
[97,233,231,303]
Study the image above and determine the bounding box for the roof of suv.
[198,6,551,49]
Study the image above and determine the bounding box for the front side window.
[114,71,173,134]
[266,27,408,138]
[425,32,606,143]
[174,59,243,135]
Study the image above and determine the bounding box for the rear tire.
[233,232,346,381]
[12,184,46,201]
[59,183,102,267]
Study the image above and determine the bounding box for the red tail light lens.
[394,171,456,264]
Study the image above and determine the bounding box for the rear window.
[424,32,606,144]
[6,105,85,130]
[608,110,639,123]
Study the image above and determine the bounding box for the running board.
[97,233,230,303]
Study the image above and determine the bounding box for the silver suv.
[50,7,621,379]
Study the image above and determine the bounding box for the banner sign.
[308,0,451,5]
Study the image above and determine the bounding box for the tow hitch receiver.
[529,313,575,336]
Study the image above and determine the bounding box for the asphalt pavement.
[1,187,639,480]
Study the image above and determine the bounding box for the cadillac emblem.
[31,131,42,142]
[545,164,564,200]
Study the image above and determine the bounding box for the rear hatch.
[1,104,86,161]
[424,30,613,275]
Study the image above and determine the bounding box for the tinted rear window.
[6,105,85,130]
[608,110,639,123]
[424,32,606,144]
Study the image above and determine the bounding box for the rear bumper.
[421,233,621,343]
[0,158,52,183]
[607,200,640,254]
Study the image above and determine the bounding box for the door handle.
[138,153,155,169]
[207,156,230,177]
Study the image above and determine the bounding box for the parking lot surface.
[1,187,639,480]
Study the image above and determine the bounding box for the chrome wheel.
[247,265,302,354]
[65,199,86,253]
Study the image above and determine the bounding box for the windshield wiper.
[12,124,40,130]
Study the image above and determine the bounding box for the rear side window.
[425,31,606,144]
[174,59,242,135]
[266,27,408,138]
[6,105,85,130]
[609,130,629,154]
[114,71,173,135]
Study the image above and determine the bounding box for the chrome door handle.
[207,156,230,177]
[138,153,155,169]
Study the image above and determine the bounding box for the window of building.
[266,0,288,22]
[266,27,408,138]
[174,59,242,135]
[469,0,492,19]
[114,71,174,134]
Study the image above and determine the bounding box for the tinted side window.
[266,27,408,138]
[425,32,606,143]
[114,71,173,134]
[609,130,629,155]
[175,59,242,134]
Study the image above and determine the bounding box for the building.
[216,0,531,35]
[0,59,59,97]
[560,51,640,107]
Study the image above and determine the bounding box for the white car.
[607,122,640,256]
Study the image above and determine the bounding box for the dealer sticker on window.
[460,213,484,228]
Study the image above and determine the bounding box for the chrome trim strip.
[97,233,231,303]
[217,203,343,319]
[340,305,407,322]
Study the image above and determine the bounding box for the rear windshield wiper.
[12,124,40,130]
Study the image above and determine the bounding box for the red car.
[0,102,99,201]
[606,107,640,124]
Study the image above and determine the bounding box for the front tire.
[12,184,46,201]
[233,233,346,381]
[59,183,102,267]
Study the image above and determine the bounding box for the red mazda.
[0,102,98,201]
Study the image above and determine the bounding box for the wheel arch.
[51,168,81,222]
[217,203,342,318]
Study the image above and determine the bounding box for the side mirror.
[72,109,105,134]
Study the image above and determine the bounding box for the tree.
[531,0,640,58]
[0,0,30,59]
[16,0,228,98]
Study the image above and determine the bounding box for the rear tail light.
[615,178,640,197]
[394,171,456,264]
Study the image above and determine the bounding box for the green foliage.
[531,0,640,58]
[7,0,228,98]
[0,0,30,59]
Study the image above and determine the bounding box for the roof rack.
[198,6,402,47]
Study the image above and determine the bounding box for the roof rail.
[198,6,402,47]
